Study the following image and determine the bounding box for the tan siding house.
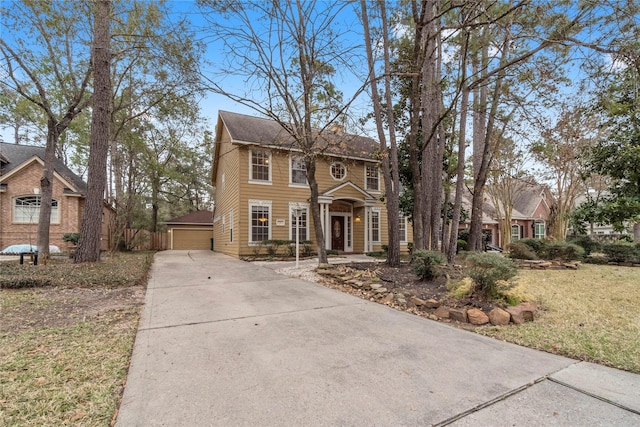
[212,111,411,258]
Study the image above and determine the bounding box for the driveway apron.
[116,251,640,426]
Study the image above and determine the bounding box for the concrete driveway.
[116,250,640,426]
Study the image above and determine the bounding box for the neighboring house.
[460,184,553,248]
[0,142,112,251]
[165,210,213,250]
[211,111,412,258]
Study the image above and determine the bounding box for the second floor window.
[250,149,270,182]
[291,157,307,184]
[331,162,346,180]
[366,164,379,192]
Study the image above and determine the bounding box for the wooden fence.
[124,229,167,251]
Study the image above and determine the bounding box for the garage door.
[172,229,212,250]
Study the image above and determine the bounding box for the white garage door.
[172,228,212,250]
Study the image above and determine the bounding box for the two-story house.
[211,111,411,258]
[0,142,112,251]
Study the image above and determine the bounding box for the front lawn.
[0,252,153,426]
[473,264,640,373]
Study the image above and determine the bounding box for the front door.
[331,216,344,251]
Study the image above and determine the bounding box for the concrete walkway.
[116,251,640,426]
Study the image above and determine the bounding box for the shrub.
[568,235,602,256]
[447,277,473,298]
[62,233,80,245]
[494,281,533,306]
[602,243,640,263]
[519,238,547,256]
[302,240,313,257]
[456,239,468,253]
[545,242,585,261]
[411,250,445,281]
[466,253,518,298]
[507,242,538,260]
[326,249,340,256]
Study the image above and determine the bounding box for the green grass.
[473,264,640,373]
[0,252,153,426]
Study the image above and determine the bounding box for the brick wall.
[0,161,83,250]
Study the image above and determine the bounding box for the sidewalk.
[116,250,640,426]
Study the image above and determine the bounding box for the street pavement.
[115,250,640,426]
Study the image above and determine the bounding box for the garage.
[165,211,214,250]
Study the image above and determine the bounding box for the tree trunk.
[36,119,59,263]
[360,0,401,267]
[76,0,111,263]
[306,159,327,264]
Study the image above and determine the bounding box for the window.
[370,210,380,243]
[229,209,234,242]
[250,149,271,183]
[290,156,307,185]
[511,224,521,242]
[330,162,346,180]
[399,216,407,243]
[14,196,59,224]
[534,221,545,239]
[289,203,308,241]
[249,200,271,243]
[365,164,379,192]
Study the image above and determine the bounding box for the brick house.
[0,142,112,251]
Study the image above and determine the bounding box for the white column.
[364,207,369,253]
[325,205,331,249]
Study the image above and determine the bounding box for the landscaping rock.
[374,287,388,293]
[424,298,440,309]
[467,308,489,325]
[488,307,511,326]
[449,307,468,323]
[370,284,383,290]
[410,296,426,306]
[382,293,394,304]
[506,304,535,325]
[434,306,450,318]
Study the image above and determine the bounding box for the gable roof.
[165,210,213,225]
[217,110,379,161]
[0,142,87,194]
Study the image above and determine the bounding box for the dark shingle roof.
[218,110,379,161]
[0,142,87,194]
[166,210,213,225]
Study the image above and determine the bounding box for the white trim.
[369,207,381,245]
[248,149,272,184]
[329,161,347,181]
[248,200,272,245]
[289,154,308,187]
[229,139,381,164]
[289,202,310,241]
[365,164,380,193]
[399,216,408,243]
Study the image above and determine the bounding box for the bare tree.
[360,0,401,266]
[198,0,366,264]
[0,0,93,262]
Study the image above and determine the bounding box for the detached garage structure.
[166,211,214,250]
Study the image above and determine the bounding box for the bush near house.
[411,250,444,280]
[519,238,547,256]
[544,242,585,261]
[466,252,518,298]
[506,242,538,260]
[568,235,602,256]
[601,242,640,264]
